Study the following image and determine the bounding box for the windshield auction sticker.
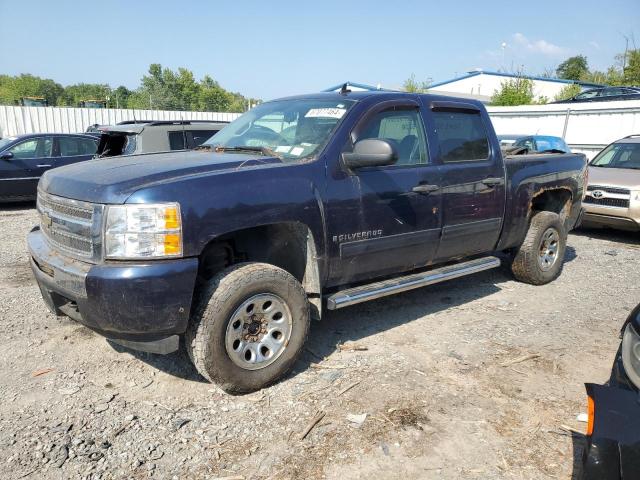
[305,108,346,119]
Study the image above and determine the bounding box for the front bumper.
[28,227,199,352]
[582,357,640,479]
[582,202,640,231]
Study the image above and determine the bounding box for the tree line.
[0,64,258,112]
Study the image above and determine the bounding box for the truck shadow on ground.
[112,247,580,387]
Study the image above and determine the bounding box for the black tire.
[186,262,310,394]
[511,211,567,285]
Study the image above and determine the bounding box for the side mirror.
[342,138,397,169]
[0,152,13,160]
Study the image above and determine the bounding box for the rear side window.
[188,130,217,148]
[168,131,187,150]
[433,111,489,162]
[58,137,98,156]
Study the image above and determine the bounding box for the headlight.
[104,203,182,259]
[621,322,640,389]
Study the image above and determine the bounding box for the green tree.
[402,74,431,93]
[109,86,132,109]
[623,49,640,85]
[196,75,232,111]
[60,83,111,106]
[556,55,589,81]
[553,84,582,102]
[0,74,64,105]
[491,77,535,106]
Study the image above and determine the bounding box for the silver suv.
[95,120,228,157]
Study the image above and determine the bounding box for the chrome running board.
[325,256,501,310]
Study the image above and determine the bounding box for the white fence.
[487,100,640,159]
[0,106,242,137]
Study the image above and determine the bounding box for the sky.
[1,0,639,100]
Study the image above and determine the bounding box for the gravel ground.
[0,204,638,480]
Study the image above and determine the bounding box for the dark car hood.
[40,150,283,204]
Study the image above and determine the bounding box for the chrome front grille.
[587,185,631,195]
[37,191,103,262]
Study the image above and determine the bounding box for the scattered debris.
[346,413,368,427]
[310,363,348,370]
[57,386,80,395]
[337,381,361,396]
[576,413,588,423]
[31,368,54,377]
[300,410,326,440]
[500,353,540,367]
[94,403,109,414]
[173,418,191,430]
[337,341,368,352]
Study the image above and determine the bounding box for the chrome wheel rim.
[538,228,560,271]
[225,293,292,370]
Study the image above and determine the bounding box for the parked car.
[28,91,587,392]
[510,135,571,154]
[582,302,640,479]
[551,86,640,104]
[0,133,98,202]
[95,120,229,157]
[582,135,640,231]
[497,134,527,147]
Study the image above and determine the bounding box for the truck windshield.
[203,98,356,161]
[591,143,640,170]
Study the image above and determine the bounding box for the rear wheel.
[186,262,310,394]
[511,211,567,285]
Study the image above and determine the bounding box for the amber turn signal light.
[586,395,595,436]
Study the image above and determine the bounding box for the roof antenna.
[340,83,351,95]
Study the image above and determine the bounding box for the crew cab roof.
[269,90,486,109]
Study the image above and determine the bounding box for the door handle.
[412,184,440,194]
[481,177,504,187]
[36,164,52,168]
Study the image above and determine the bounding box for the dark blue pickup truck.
[28,91,587,392]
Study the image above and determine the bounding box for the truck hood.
[588,166,640,190]
[40,150,283,204]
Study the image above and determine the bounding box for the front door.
[326,101,442,285]
[0,136,54,200]
[426,102,506,261]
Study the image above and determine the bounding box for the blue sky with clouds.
[0,0,638,99]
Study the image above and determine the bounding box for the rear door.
[424,101,506,262]
[55,136,99,167]
[0,136,54,199]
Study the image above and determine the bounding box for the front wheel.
[511,211,567,285]
[186,262,310,394]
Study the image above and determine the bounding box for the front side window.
[204,98,356,162]
[433,111,489,162]
[591,143,640,170]
[8,137,53,159]
[358,108,428,166]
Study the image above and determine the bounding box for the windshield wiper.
[200,145,278,157]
